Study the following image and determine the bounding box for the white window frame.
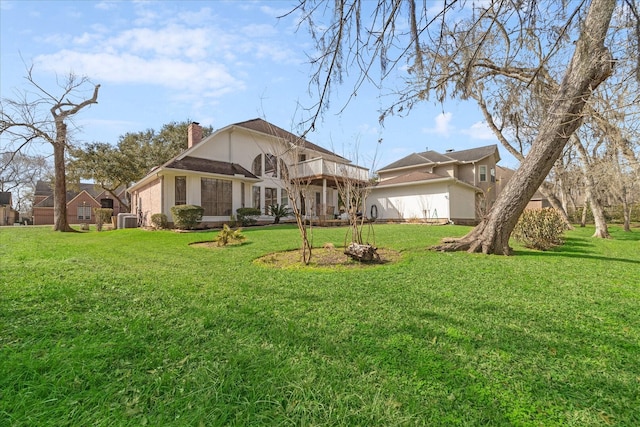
[479,165,488,182]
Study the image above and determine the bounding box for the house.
[33,181,127,225]
[0,192,19,225]
[365,145,501,225]
[127,119,369,227]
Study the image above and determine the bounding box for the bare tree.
[332,142,379,261]
[1,67,100,231]
[279,146,315,265]
[254,120,315,264]
[292,0,622,254]
[0,151,51,217]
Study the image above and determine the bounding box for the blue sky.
[0,0,513,170]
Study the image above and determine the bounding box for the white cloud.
[34,50,244,98]
[74,32,103,46]
[95,2,118,11]
[462,121,495,140]
[27,4,300,106]
[423,112,452,137]
[259,5,293,18]
[357,123,380,136]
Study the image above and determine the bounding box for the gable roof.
[164,156,258,179]
[34,181,125,208]
[231,118,345,160]
[378,144,499,172]
[374,171,481,191]
[445,145,500,163]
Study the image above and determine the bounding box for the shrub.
[150,213,168,230]
[214,224,246,246]
[268,204,292,224]
[94,208,113,232]
[236,207,261,226]
[170,205,204,230]
[512,208,566,250]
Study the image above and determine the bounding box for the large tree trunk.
[621,187,631,232]
[432,0,614,254]
[575,138,610,238]
[585,184,610,238]
[53,121,74,232]
[581,202,588,227]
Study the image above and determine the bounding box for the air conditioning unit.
[117,213,138,229]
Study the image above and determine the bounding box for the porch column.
[322,178,327,218]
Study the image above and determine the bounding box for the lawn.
[1,224,638,426]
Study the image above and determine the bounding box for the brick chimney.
[188,122,203,148]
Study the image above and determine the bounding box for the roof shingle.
[165,156,258,179]
[232,118,345,160]
[378,144,499,171]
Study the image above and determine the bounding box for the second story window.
[479,165,488,182]
[265,154,277,177]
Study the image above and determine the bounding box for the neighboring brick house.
[366,145,501,225]
[33,181,126,225]
[0,192,19,225]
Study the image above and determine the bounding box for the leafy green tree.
[69,121,212,211]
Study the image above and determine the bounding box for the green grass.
[1,224,638,426]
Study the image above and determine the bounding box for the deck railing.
[291,158,369,182]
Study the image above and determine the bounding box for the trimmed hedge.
[151,213,168,230]
[170,205,203,230]
[236,207,261,226]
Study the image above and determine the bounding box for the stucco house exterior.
[33,181,127,225]
[127,119,369,227]
[366,145,501,224]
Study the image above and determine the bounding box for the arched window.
[265,154,277,177]
[252,154,262,176]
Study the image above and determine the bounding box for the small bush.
[151,213,168,230]
[170,205,204,230]
[236,207,261,226]
[94,208,113,232]
[512,208,566,250]
[214,224,246,246]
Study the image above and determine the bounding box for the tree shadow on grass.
[609,230,639,241]
[513,237,640,265]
